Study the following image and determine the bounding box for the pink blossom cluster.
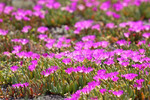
[37,26,49,33]
[0,29,8,35]
[116,39,131,46]
[0,3,5,14]
[65,66,94,74]
[41,66,59,77]
[12,9,33,21]
[119,21,150,32]
[132,63,150,70]
[10,66,19,72]
[4,6,14,14]
[74,41,109,50]
[142,33,150,38]
[65,81,100,100]
[12,82,29,88]
[106,11,120,19]
[37,0,61,9]
[62,58,72,65]
[42,53,55,58]
[93,69,119,82]
[106,23,116,29]
[0,3,14,14]
[45,37,71,49]
[115,49,149,64]
[11,38,29,45]
[28,60,38,71]
[38,35,71,49]
[16,51,40,59]
[0,3,47,21]
[133,79,144,90]
[12,45,22,54]
[22,25,32,33]
[100,89,124,97]
[121,73,138,81]
[74,20,93,34]
[82,35,96,42]
[74,35,109,50]
[0,18,3,23]
[73,21,101,34]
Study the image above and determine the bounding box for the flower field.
[0,0,150,100]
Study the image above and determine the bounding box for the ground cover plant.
[0,0,150,100]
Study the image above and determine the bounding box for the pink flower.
[106,11,114,16]
[124,32,130,38]
[139,49,145,54]
[121,73,138,81]
[74,20,93,30]
[62,58,71,65]
[138,40,146,45]
[90,97,98,100]
[37,26,48,33]
[28,65,36,71]
[104,59,114,65]
[82,35,96,42]
[83,67,94,74]
[33,5,43,11]
[100,1,110,11]
[65,67,74,74]
[22,25,32,33]
[31,60,38,66]
[74,28,81,34]
[91,24,100,31]
[53,2,61,9]
[73,55,84,62]
[142,33,150,38]
[100,89,107,95]
[113,3,123,11]
[106,23,115,29]
[41,66,59,76]
[120,62,129,67]
[111,76,119,82]
[113,90,124,97]
[11,39,29,45]
[4,6,14,14]
[54,41,63,48]
[64,25,70,31]
[116,40,128,46]
[3,51,11,57]
[13,45,22,51]
[113,13,120,19]
[33,10,46,19]
[12,82,29,88]
[10,66,19,72]
[0,19,3,23]
[0,29,8,35]
[134,79,144,90]
[38,34,48,40]
[136,79,144,84]
[20,39,29,45]
[45,43,53,49]
[77,4,85,11]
